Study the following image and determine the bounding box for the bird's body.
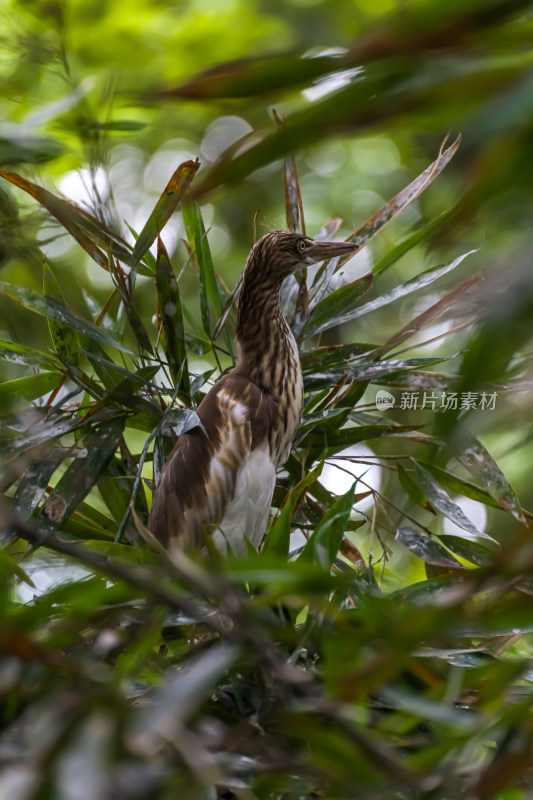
[149,231,356,553]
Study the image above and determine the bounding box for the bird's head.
[247,230,359,283]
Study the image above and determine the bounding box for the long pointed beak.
[305,239,359,264]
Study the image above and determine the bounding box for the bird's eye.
[297,239,307,253]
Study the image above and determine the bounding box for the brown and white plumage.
[148,230,357,554]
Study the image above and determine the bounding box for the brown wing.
[148,373,272,550]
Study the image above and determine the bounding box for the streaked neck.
[235,275,297,393]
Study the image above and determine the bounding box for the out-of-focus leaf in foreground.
[0,170,135,270]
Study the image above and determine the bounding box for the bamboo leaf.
[12,449,66,516]
[374,370,452,392]
[305,274,373,338]
[155,4,526,102]
[43,262,80,365]
[308,218,345,301]
[58,358,105,399]
[156,237,190,400]
[0,371,61,404]
[415,460,502,511]
[190,55,484,199]
[305,423,409,461]
[372,206,456,277]
[397,464,435,513]
[347,135,461,253]
[274,110,305,235]
[0,338,59,368]
[154,52,341,100]
[182,199,233,356]
[131,159,200,265]
[275,111,308,336]
[0,170,134,270]
[39,416,126,534]
[213,275,241,341]
[0,546,35,587]
[0,281,134,354]
[298,482,355,568]
[152,432,168,488]
[131,643,239,745]
[160,407,202,438]
[330,251,477,329]
[98,455,145,540]
[182,200,216,338]
[382,270,483,353]
[439,534,496,566]
[82,350,158,391]
[108,259,154,355]
[414,461,497,543]
[301,343,377,374]
[0,131,64,166]
[450,426,525,523]
[265,464,322,558]
[396,526,463,568]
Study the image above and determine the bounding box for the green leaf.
[304,423,410,461]
[414,461,497,544]
[182,199,233,356]
[296,408,349,437]
[346,135,461,253]
[439,534,496,566]
[301,342,378,374]
[114,606,168,682]
[43,262,80,365]
[82,350,158,391]
[131,159,200,265]
[98,455,145,539]
[0,131,64,165]
[372,206,457,277]
[374,370,451,391]
[156,237,190,400]
[265,463,323,558]
[0,338,58,368]
[153,431,169,487]
[0,546,35,587]
[59,504,117,541]
[131,643,240,736]
[397,464,434,513]
[94,120,147,132]
[396,526,462,568]
[0,371,61,404]
[12,450,66,516]
[317,251,476,330]
[120,294,154,356]
[56,359,105,399]
[305,274,373,337]
[450,426,525,523]
[382,270,483,353]
[0,170,135,270]
[298,482,355,568]
[415,459,502,511]
[155,52,341,100]
[38,416,126,534]
[0,281,134,354]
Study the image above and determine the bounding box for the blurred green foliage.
[2,0,533,797]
